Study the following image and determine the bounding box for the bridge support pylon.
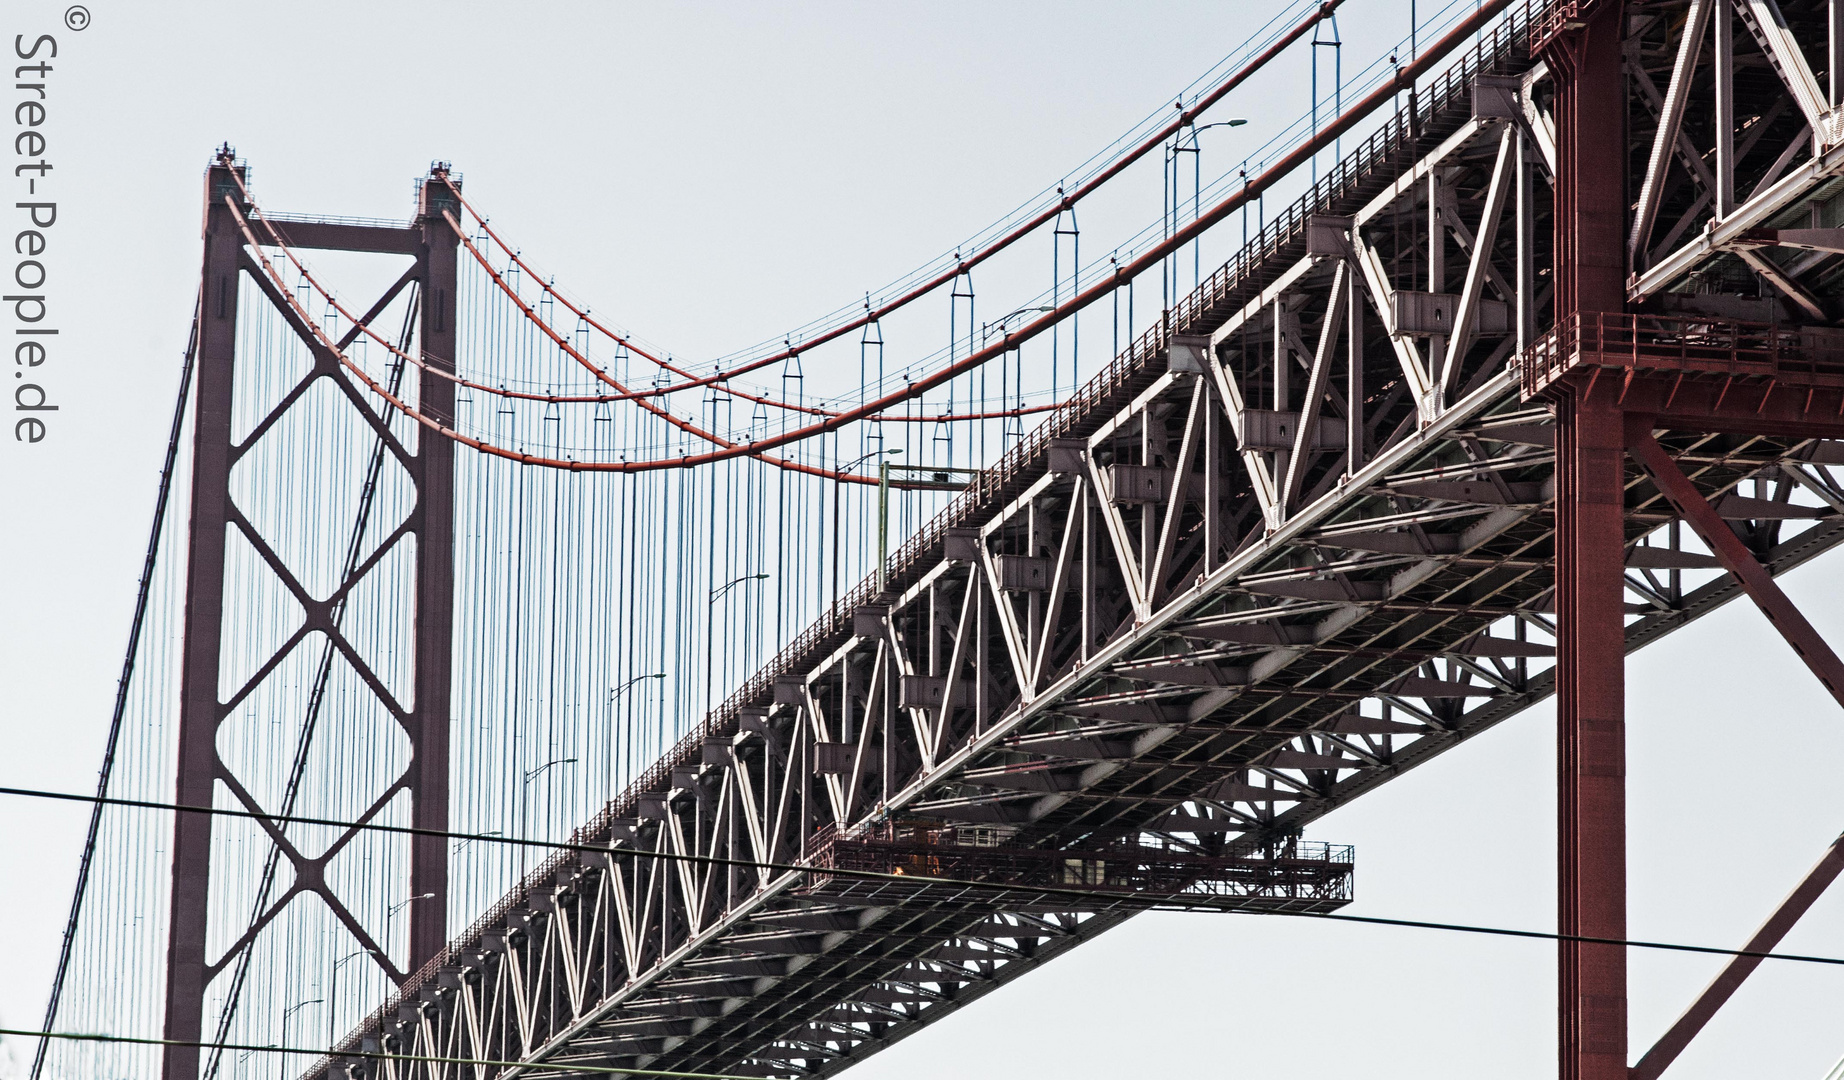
[1544,2,1630,1076]
[1540,1,1844,1071]
[1554,388,1628,1080]
[160,151,460,1079]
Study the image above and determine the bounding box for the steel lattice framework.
[127,2,1844,1079]
[160,168,464,1080]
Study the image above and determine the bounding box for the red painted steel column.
[409,172,460,970]
[1551,2,1628,320]
[162,157,244,1080]
[1548,3,1628,1078]
[1555,390,1627,1080]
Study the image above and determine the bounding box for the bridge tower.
[160,151,460,1080]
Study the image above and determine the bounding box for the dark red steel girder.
[1625,425,1844,1077]
[1544,2,1630,1076]
[1630,426,1844,701]
[1627,831,1844,1080]
[1554,389,1629,1080]
[410,178,460,969]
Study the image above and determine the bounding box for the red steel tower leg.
[410,177,460,967]
[1547,3,1628,1077]
[1555,389,1627,1080]
[161,156,245,1080]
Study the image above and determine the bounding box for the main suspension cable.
[223,191,873,483]
[218,0,1371,474]
[438,0,1347,405]
[235,0,1505,476]
[442,213,1067,422]
[219,0,1352,472]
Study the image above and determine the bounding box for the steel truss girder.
[331,380,1844,1080]
[328,26,1844,1080]
[1625,0,1844,309]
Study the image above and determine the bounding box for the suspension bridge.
[22,1,1844,1078]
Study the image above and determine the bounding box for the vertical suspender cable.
[32,294,201,1080]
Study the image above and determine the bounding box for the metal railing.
[1519,311,1844,397]
[804,822,1354,905]
[258,209,418,232]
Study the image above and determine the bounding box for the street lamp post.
[609,672,666,704]
[386,892,435,922]
[989,305,1057,332]
[971,307,1056,465]
[326,949,372,1050]
[519,757,578,868]
[708,573,769,602]
[979,306,1057,355]
[1170,118,1247,291]
[522,757,578,784]
[831,448,900,618]
[381,892,435,961]
[706,573,768,718]
[278,997,322,1080]
[606,674,664,798]
[452,829,502,856]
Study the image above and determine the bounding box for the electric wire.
[7,783,1843,970]
[7,1029,765,1080]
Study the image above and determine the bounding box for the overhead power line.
[1,1028,762,1080]
[5,783,1842,970]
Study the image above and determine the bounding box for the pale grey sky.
[1,3,1841,1078]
